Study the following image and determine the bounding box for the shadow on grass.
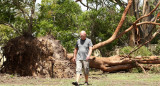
[78,83,92,86]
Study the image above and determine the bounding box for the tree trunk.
[140,0,153,44]
[67,54,160,72]
[28,0,36,35]
[128,0,136,46]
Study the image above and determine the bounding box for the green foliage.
[0,0,144,55]
[0,0,38,34]
[36,0,135,54]
[149,66,160,73]
[120,46,132,55]
[120,46,153,56]
[131,65,160,73]
[0,1,15,23]
[130,68,143,73]
[126,15,136,23]
[77,6,131,56]
[0,25,17,46]
[10,74,14,78]
[153,40,160,55]
[36,0,82,52]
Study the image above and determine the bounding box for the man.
[72,30,93,86]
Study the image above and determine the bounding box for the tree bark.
[128,0,136,46]
[140,0,155,44]
[67,54,160,72]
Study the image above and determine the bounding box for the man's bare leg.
[85,74,88,82]
[72,74,80,85]
[76,74,81,83]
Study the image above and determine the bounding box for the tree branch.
[135,61,147,74]
[0,23,22,35]
[76,0,96,10]
[134,1,160,24]
[127,29,160,56]
[92,0,133,50]
[115,0,126,7]
[12,1,29,25]
[28,0,36,34]
[92,0,160,50]
[116,22,160,41]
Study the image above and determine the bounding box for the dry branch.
[128,29,160,56]
[75,0,95,10]
[135,1,160,24]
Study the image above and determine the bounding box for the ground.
[0,70,160,86]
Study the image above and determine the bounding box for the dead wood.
[67,54,160,72]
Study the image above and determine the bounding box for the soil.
[0,71,160,86]
[1,35,75,78]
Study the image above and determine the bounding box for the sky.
[36,0,129,11]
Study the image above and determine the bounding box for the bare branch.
[115,0,125,7]
[92,0,160,50]
[134,1,160,24]
[116,22,160,40]
[12,2,29,24]
[92,0,133,50]
[127,29,160,56]
[137,22,160,26]
[76,0,96,10]
[135,61,147,74]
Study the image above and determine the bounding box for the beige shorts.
[76,60,89,75]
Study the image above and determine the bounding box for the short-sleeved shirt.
[75,38,93,61]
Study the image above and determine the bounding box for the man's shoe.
[72,82,79,86]
[84,82,89,85]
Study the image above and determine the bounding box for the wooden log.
[67,54,160,72]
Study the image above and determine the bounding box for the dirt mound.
[0,35,75,78]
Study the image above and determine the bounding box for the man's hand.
[86,56,90,61]
[73,48,78,62]
[86,46,92,61]
[72,57,76,62]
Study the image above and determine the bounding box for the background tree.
[37,0,82,52]
[0,0,38,35]
[128,0,160,46]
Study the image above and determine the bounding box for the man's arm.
[73,48,78,61]
[86,47,92,60]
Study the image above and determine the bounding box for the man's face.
[80,33,86,40]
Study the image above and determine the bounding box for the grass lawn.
[0,70,160,86]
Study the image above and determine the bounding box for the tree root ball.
[1,35,75,78]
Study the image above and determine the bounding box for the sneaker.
[72,82,79,86]
[84,82,89,85]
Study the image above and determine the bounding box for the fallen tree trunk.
[67,54,160,72]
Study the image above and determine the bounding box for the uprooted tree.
[0,0,160,78]
[1,35,76,78]
[0,0,76,78]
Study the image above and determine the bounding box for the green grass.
[0,71,160,86]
